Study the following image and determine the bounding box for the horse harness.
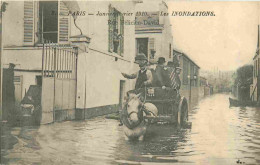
[121,101,156,129]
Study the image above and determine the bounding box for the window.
[136,38,148,57]
[39,1,58,43]
[148,38,155,59]
[24,1,70,44]
[183,58,189,85]
[190,63,194,86]
[108,5,124,56]
[36,75,42,86]
[194,67,198,86]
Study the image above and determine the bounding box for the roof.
[253,48,259,60]
[173,49,200,69]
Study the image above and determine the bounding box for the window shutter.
[120,14,124,56]
[108,5,114,52]
[24,1,34,45]
[59,1,70,43]
[148,38,155,59]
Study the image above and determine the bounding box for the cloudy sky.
[168,1,259,71]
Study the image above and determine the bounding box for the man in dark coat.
[155,57,169,89]
[2,63,16,122]
[119,54,152,126]
[122,53,153,90]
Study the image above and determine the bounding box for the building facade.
[250,25,260,102]
[2,0,140,124]
[175,50,200,107]
[135,0,173,63]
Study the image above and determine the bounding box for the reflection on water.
[1,94,260,164]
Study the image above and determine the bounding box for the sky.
[167,1,259,71]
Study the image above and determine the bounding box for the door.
[119,80,125,110]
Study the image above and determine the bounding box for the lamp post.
[188,75,197,108]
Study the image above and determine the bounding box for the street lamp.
[188,75,197,108]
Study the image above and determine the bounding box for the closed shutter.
[24,1,34,45]
[120,14,124,56]
[59,1,70,43]
[148,38,155,59]
[108,5,114,52]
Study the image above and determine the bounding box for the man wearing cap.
[155,57,169,89]
[121,53,153,90]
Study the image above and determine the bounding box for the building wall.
[77,50,137,109]
[73,1,136,62]
[2,1,24,47]
[75,1,138,116]
[179,54,200,107]
[135,0,173,62]
[3,48,42,70]
[2,0,146,121]
[13,71,41,102]
[3,48,42,102]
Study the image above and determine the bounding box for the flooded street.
[1,94,260,164]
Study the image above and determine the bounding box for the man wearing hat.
[121,53,153,90]
[167,61,182,90]
[155,57,169,89]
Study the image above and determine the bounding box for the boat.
[229,97,257,107]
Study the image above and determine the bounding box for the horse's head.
[125,93,143,125]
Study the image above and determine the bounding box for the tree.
[234,65,253,100]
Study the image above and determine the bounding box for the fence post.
[53,46,56,123]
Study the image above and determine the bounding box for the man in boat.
[121,53,153,91]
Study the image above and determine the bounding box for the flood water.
[1,94,260,164]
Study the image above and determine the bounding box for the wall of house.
[251,57,258,101]
[74,1,138,118]
[71,1,136,63]
[160,2,173,62]
[134,0,173,63]
[179,55,200,107]
[14,71,41,101]
[3,48,42,104]
[3,0,140,121]
[77,50,137,109]
[3,1,24,47]
[3,48,42,70]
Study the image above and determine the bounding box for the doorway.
[119,80,126,110]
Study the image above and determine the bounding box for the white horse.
[121,93,158,141]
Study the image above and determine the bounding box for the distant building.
[199,76,212,97]
[135,0,173,63]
